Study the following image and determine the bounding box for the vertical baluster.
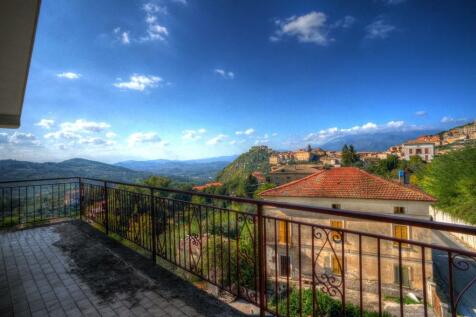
[257,203,265,316]
[298,224,302,317]
[274,219,279,316]
[377,238,382,316]
[359,235,363,317]
[398,241,403,317]
[421,246,428,317]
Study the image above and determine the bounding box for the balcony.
[1,177,476,317]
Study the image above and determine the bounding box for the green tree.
[419,145,476,223]
[341,144,360,166]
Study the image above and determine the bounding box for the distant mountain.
[217,147,271,183]
[320,129,441,151]
[0,158,152,183]
[115,155,238,182]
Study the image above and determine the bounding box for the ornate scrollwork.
[450,253,476,310]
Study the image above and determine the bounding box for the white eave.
[0,0,41,128]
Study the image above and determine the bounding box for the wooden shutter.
[332,256,342,274]
[280,255,290,277]
[278,221,290,244]
[331,220,343,241]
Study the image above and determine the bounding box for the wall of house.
[430,206,476,250]
[262,196,433,298]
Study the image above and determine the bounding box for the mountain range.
[115,155,238,182]
[320,129,441,151]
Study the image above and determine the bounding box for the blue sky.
[1,0,475,162]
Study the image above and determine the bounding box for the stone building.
[402,142,435,162]
[260,167,436,306]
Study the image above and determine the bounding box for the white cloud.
[121,32,130,44]
[44,131,82,140]
[128,132,164,146]
[441,116,467,123]
[60,119,110,133]
[143,3,167,14]
[106,132,117,139]
[272,132,278,137]
[304,121,407,144]
[386,120,405,128]
[332,15,356,29]
[206,134,228,145]
[235,128,255,136]
[365,17,396,39]
[271,12,355,46]
[182,128,206,140]
[171,0,187,4]
[114,74,163,91]
[57,72,81,80]
[415,111,427,117]
[35,119,55,129]
[272,12,330,45]
[8,132,40,146]
[141,3,169,42]
[214,69,235,79]
[78,137,114,146]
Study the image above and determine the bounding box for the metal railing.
[1,177,476,317]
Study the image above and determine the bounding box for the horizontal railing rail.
[1,177,476,317]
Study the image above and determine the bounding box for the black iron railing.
[1,177,476,317]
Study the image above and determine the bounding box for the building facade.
[402,142,435,162]
[260,167,436,308]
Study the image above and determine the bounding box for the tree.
[419,145,476,224]
[341,144,360,166]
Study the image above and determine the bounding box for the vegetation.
[272,287,391,317]
[341,144,360,166]
[419,145,476,224]
[364,154,426,183]
[0,158,152,183]
[216,146,271,184]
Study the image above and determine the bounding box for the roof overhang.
[0,0,41,128]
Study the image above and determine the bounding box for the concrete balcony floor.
[0,221,247,317]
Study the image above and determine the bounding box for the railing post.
[151,188,157,264]
[257,202,266,317]
[104,181,109,235]
[79,178,83,221]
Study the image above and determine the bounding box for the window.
[394,207,405,214]
[331,204,341,209]
[393,225,410,247]
[409,148,413,154]
[278,220,291,244]
[331,255,342,275]
[394,265,410,287]
[330,220,343,241]
[280,255,290,277]
[416,148,422,154]
[424,148,429,154]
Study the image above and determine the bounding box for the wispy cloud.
[271,11,355,46]
[206,134,228,145]
[128,132,166,146]
[141,2,169,42]
[235,128,255,136]
[415,111,427,117]
[35,119,55,129]
[8,132,41,146]
[304,120,408,144]
[113,74,163,91]
[57,72,81,80]
[365,17,396,39]
[441,116,467,123]
[182,128,206,140]
[380,0,406,5]
[214,69,235,79]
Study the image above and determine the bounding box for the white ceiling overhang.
[0,0,41,128]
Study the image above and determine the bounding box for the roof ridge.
[260,169,326,195]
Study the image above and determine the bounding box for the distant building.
[269,151,295,165]
[294,150,312,162]
[402,142,435,162]
[192,182,223,191]
[414,135,442,146]
[268,164,321,186]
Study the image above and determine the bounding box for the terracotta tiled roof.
[260,167,436,202]
[192,182,223,191]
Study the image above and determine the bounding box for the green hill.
[0,158,152,183]
[216,146,271,183]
